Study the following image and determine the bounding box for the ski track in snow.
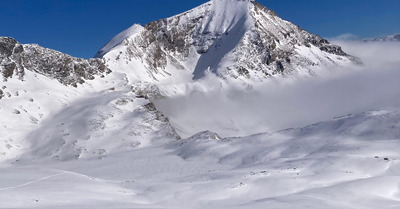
[0,172,67,191]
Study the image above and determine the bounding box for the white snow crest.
[96,24,143,57]
[206,0,252,34]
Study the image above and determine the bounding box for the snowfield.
[0,108,399,208]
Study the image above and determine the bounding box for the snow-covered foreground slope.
[0,69,179,162]
[0,108,399,208]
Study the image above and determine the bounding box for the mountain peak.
[97,0,357,84]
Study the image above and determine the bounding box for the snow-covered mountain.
[0,37,179,162]
[1,0,361,162]
[364,34,400,42]
[0,1,399,208]
[0,0,395,166]
[97,0,358,84]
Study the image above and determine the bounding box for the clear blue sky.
[1,0,399,58]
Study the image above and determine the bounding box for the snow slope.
[0,37,178,162]
[0,108,399,208]
[192,0,253,79]
[95,24,144,58]
[0,68,178,162]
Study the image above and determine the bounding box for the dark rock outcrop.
[0,37,110,87]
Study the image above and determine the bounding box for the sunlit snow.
[0,1,399,208]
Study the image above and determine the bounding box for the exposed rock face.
[97,0,358,83]
[0,37,110,87]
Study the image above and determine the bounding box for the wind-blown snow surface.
[0,108,399,208]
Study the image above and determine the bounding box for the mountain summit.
[97,0,357,83]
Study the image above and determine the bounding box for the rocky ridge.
[0,37,110,87]
[363,34,400,42]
